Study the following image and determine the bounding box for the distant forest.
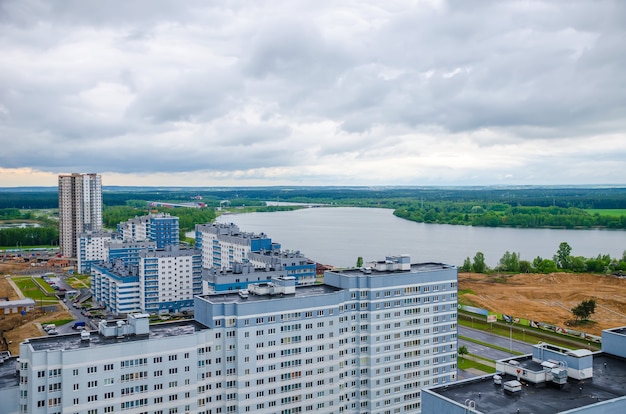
[1,186,626,234]
[2,186,626,209]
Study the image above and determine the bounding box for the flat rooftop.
[429,353,626,413]
[0,357,18,389]
[338,262,455,275]
[199,284,342,304]
[24,319,209,353]
[608,326,626,336]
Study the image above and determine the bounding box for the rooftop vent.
[503,380,522,394]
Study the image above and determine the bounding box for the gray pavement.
[457,326,535,380]
[459,325,534,356]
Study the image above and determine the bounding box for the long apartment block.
[15,256,458,414]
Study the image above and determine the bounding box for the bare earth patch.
[459,272,626,335]
[1,264,72,355]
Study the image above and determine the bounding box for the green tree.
[519,260,532,273]
[460,257,472,272]
[572,299,596,322]
[356,256,364,268]
[499,251,520,272]
[472,252,487,273]
[554,242,572,269]
[458,345,469,360]
[533,256,557,273]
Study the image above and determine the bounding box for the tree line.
[0,227,59,248]
[460,242,626,274]
[394,203,626,229]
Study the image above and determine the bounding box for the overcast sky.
[1,0,625,187]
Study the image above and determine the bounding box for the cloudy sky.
[1,0,625,187]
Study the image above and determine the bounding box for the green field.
[11,276,59,303]
[586,209,626,217]
[67,275,91,289]
[458,357,496,373]
[32,278,56,294]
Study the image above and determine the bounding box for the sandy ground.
[1,263,71,355]
[459,272,626,335]
[3,261,626,355]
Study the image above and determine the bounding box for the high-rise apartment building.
[118,213,180,249]
[15,255,459,414]
[58,173,103,258]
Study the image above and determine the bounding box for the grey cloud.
[1,0,625,185]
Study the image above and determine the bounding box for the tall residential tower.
[58,173,103,258]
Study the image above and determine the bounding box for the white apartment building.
[195,223,274,270]
[58,173,102,258]
[17,256,458,414]
[77,231,114,274]
[138,247,202,314]
[92,260,142,315]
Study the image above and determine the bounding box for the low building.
[422,328,626,413]
[248,249,317,285]
[202,262,289,293]
[0,298,36,315]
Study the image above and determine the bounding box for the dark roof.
[428,353,626,414]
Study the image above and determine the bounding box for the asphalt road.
[459,326,534,359]
[456,326,536,380]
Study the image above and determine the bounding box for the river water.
[212,207,626,268]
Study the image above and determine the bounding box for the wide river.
[211,207,626,268]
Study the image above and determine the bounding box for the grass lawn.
[11,276,57,302]
[41,318,75,327]
[459,335,524,356]
[32,278,56,294]
[67,275,91,289]
[585,209,626,217]
[458,357,496,373]
[459,314,600,351]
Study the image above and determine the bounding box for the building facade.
[139,247,203,314]
[202,262,289,293]
[106,240,156,268]
[195,223,275,270]
[77,231,114,274]
[58,173,102,258]
[15,256,458,414]
[118,213,179,249]
[195,223,316,285]
[247,250,316,285]
[91,260,142,315]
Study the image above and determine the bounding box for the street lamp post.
[509,325,512,351]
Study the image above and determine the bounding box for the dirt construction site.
[2,260,626,355]
[459,272,626,335]
[0,262,72,355]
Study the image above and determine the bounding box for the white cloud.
[0,0,625,187]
